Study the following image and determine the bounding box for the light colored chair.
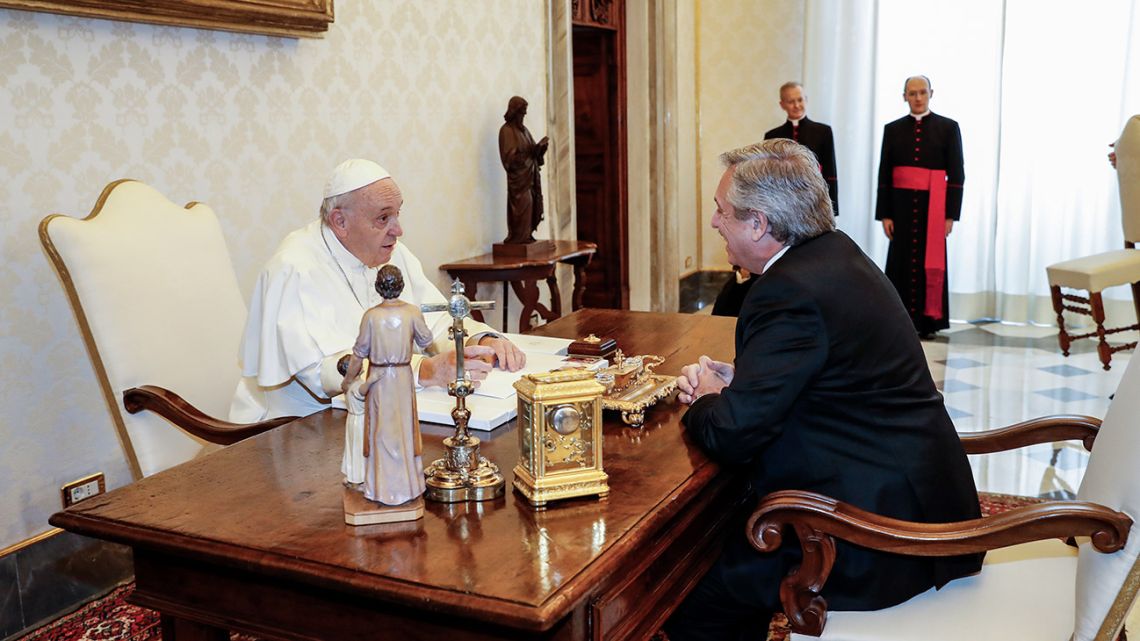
[1046,115,1140,370]
[749,353,1140,640]
[40,180,293,479]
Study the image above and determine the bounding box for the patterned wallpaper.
[0,1,547,547]
[696,0,805,269]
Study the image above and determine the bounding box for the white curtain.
[804,0,1140,325]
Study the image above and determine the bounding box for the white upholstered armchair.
[40,180,294,479]
[1046,115,1140,370]
[749,353,1140,640]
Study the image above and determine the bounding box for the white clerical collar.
[319,222,380,307]
[911,110,931,121]
[762,245,790,273]
[789,117,803,126]
[320,222,366,270]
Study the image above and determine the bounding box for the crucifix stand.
[420,281,507,503]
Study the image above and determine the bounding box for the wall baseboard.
[1,530,132,639]
[679,270,733,313]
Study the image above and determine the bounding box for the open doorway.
[572,2,628,309]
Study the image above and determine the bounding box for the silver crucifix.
[420,279,505,502]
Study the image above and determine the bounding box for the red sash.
[892,166,947,318]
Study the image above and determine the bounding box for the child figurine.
[341,375,366,487]
[341,265,434,523]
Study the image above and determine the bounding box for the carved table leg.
[502,281,510,331]
[509,279,554,333]
[568,256,594,311]
[547,274,563,319]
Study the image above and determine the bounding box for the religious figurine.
[341,265,434,524]
[499,95,549,245]
[341,375,366,487]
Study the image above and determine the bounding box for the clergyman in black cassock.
[711,268,758,317]
[665,139,981,641]
[764,82,839,216]
[875,76,964,337]
[764,117,839,215]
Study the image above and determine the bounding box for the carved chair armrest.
[747,489,1131,636]
[959,414,1101,454]
[123,385,297,445]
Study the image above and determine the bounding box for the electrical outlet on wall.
[61,473,105,508]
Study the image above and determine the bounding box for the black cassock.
[875,112,964,334]
[765,117,839,215]
[710,271,758,317]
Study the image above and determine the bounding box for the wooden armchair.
[40,180,295,479]
[750,355,1140,641]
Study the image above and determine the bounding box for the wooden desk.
[51,310,742,641]
[440,240,597,332]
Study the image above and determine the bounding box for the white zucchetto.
[323,159,391,199]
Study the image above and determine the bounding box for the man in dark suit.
[764,82,839,216]
[875,75,964,338]
[665,139,982,641]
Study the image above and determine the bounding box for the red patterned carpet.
[17,492,1045,641]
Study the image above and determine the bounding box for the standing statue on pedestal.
[341,265,434,524]
[499,96,549,244]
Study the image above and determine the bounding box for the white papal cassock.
[230,219,494,421]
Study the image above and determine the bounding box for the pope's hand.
[478,335,527,371]
[418,345,496,389]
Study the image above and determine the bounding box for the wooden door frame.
[571,8,629,309]
[546,0,679,312]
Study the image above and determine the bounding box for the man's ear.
[328,208,349,239]
[751,212,767,241]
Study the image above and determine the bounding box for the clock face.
[549,405,581,435]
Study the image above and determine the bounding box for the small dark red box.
[567,334,618,359]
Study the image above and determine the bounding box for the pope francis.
[230,159,526,421]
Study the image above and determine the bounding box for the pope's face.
[333,178,404,268]
[779,86,806,121]
[904,78,932,115]
[711,168,758,271]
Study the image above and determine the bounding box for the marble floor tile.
[977,322,1059,339]
[928,322,1131,498]
[940,379,980,393]
[1037,364,1096,377]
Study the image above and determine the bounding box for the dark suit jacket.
[683,230,982,611]
[765,117,839,215]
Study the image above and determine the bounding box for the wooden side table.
[440,240,597,332]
